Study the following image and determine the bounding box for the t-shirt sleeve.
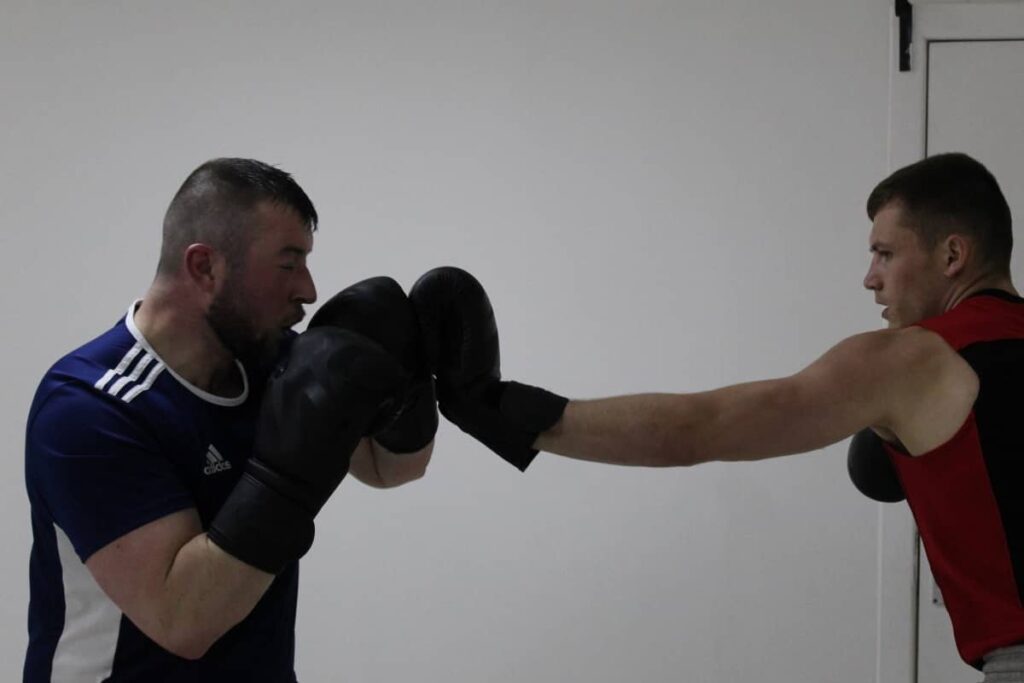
[26,382,196,562]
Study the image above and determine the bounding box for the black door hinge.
[896,0,913,72]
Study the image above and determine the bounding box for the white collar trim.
[124,300,249,407]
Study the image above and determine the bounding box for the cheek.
[892,264,935,311]
[231,273,278,319]
[255,273,298,318]
[889,260,919,290]
[244,268,286,299]
[273,272,298,301]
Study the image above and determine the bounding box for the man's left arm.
[534,328,950,467]
[349,438,433,488]
[308,276,439,487]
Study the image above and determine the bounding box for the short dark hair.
[866,152,1012,274]
[158,158,318,275]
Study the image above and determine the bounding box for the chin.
[236,332,284,370]
[261,330,287,357]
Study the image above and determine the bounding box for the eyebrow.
[869,242,893,253]
[278,246,309,257]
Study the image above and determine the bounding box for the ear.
[941,234,970,278]
[183,243,225,295]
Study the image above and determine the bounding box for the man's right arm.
[33,328,408,661]
[85,509,273,660]
[407,268,977,470]
[533,326,977,466]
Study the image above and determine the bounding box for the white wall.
[0,2,894,681]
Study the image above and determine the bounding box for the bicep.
[702,332,901,461]
[788,334,900,444]
[85,508,203,623]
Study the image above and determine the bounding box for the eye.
[280,264,297,272]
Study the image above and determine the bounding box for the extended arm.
[407,267,976,472]
[535,327,972,466]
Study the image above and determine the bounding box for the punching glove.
[308,276,438,454]
[847,428,905,503]
[209,327,407,573]
[409,266,567,471]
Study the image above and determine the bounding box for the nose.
[863,260,881,292]
[296,265,317,305]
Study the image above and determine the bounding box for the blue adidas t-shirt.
[24,303,299,682]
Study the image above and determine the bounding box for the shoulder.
[886,326,975,389]
[27,312,171,459]
[41,314,142,393]
[887,325,962,366]
[31,317,124,413]
[795,327,972,422]
[835,326,975,397]
[863,327,977,448]
[822,326,960,372]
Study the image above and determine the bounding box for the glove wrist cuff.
[208,471,316,574]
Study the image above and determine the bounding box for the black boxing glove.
[847,428,905,503]
[209,327,407,573]
[409,266,567,471]
[308,276,438,454]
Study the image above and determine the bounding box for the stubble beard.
[206,276,282,371]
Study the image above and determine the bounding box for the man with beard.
[23,158,433,682]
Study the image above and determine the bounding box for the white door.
[922,36,1024,683]
[886,4,1024,682]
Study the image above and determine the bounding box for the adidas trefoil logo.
[203,444,233,476]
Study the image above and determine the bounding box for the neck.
[134,278,242,396]
[944,272,1018,312]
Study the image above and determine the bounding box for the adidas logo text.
[203,445,233,476]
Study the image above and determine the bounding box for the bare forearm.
[535,380,835,467]
[89,509,277,661]
[349,437,433,488]
[534,394,705,467]
[148,535,274,658]
[124,536,276,659]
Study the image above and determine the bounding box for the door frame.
[882,3,1024,682]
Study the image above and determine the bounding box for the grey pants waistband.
[983,645,1024,682]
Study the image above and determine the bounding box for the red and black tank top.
[886,290,1024,666]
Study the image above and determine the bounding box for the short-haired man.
[413,153,1024,676]
[24,158,434,681]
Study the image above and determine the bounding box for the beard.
[206,278,284,371]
